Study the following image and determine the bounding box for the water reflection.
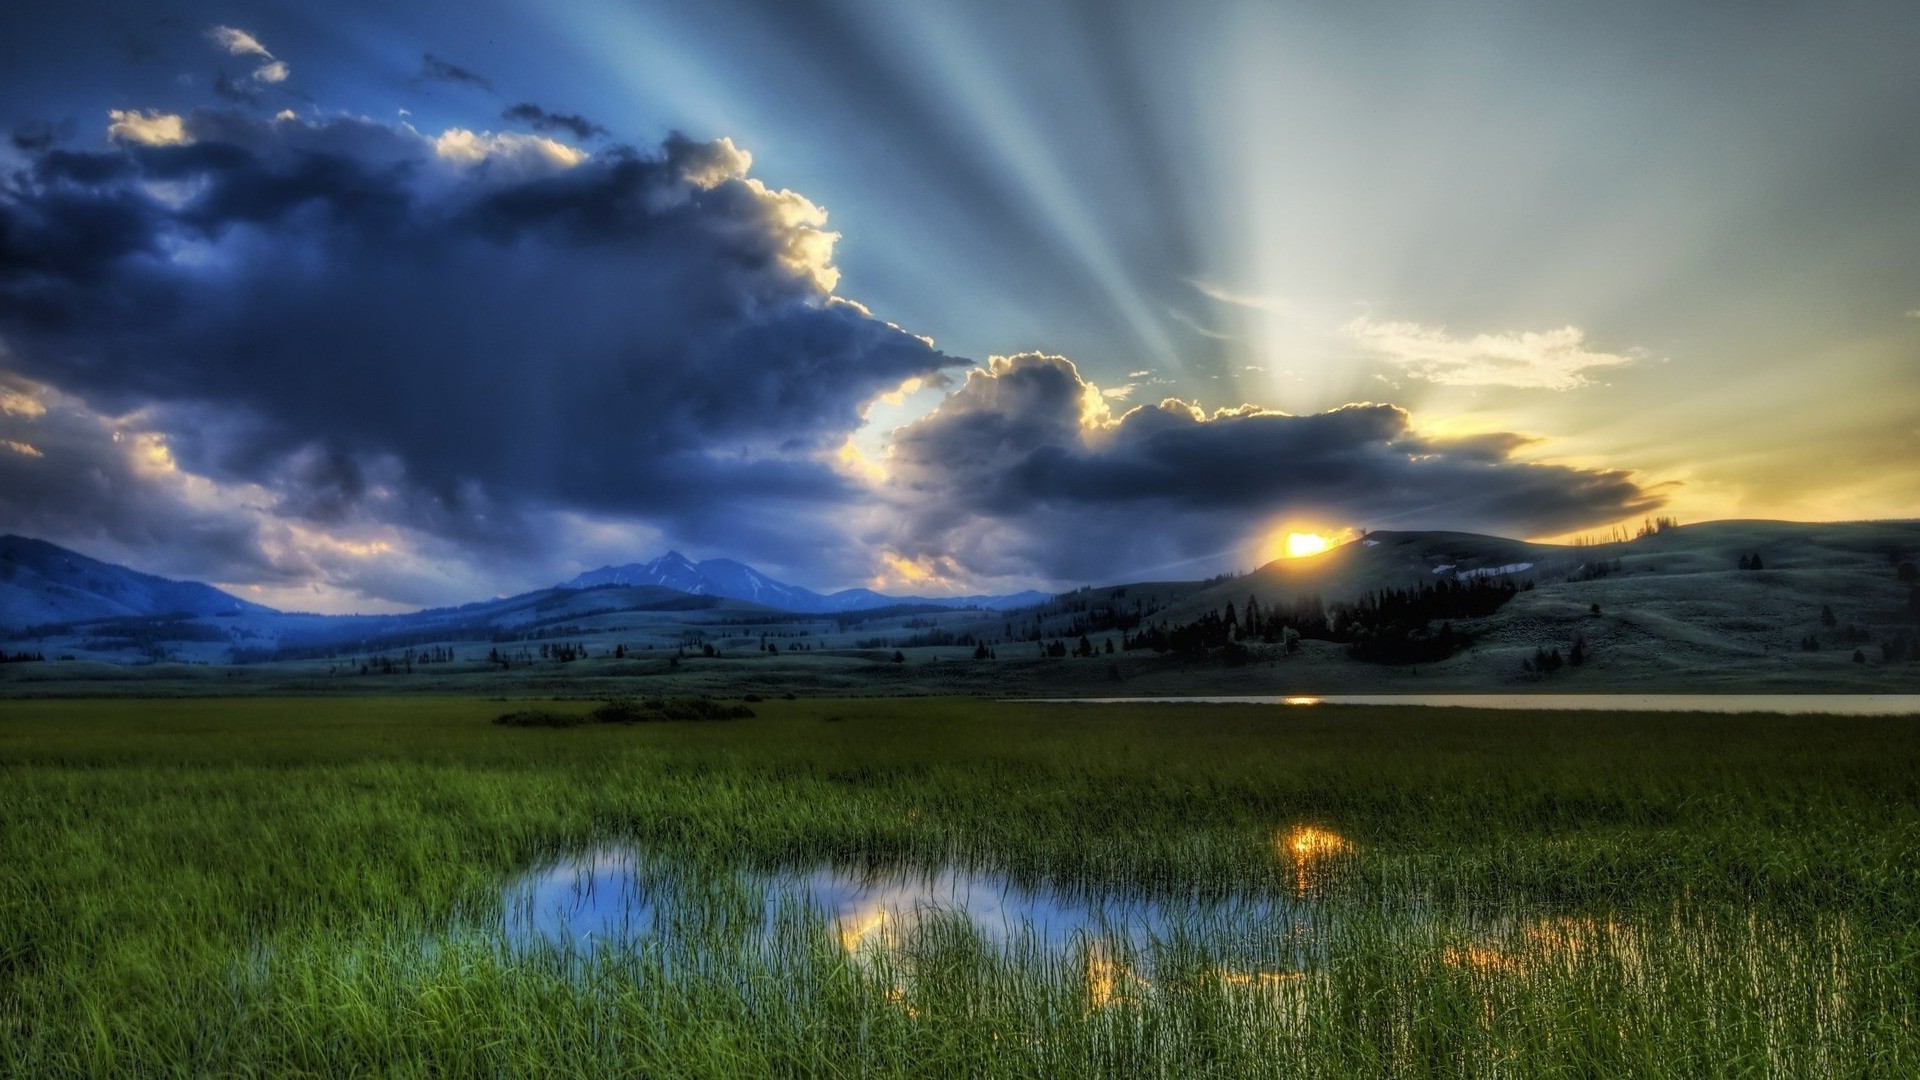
[1279,825,1350,892]
[1441,914,1636,977]
[1031,694,1920,715]
[504,847,1322,992]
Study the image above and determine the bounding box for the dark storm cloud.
[502,102,607,142]
[9,122,55,152]
[880,353,1663,582]
[0,109,956,588]
[419,53,493,92]
[0,372,291,586]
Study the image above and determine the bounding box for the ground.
[2,695,1916,1076]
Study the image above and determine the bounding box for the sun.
[1264,525,1355,562]
[1283,532,1331,559]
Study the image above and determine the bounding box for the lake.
[1023,694,1920,715]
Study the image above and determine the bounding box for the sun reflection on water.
[1278,825,1351,893]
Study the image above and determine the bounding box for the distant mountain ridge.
[0,535,274,627]
[564,552,1048,612]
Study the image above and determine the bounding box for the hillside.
[1056,519,1920,686]
[0,536,273,628]
[2,521,1916,693]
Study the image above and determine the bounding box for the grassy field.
[2,696,1917,1076]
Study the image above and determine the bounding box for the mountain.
[563,552,1048,613]
[0,535,275,628]
[568,552,828,610]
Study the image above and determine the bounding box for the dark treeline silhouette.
[1001,585,1166,643]
[1120,577,1519,664]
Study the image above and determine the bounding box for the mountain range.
[5,521,1917,694]
[0,535,1046,630]
[563,552,1047,613]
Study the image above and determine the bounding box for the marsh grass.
[1,696,1916,1076]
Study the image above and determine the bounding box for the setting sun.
[1284,532,1331,558]
[1269,527,1353,562]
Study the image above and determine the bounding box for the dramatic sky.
[2,1,1916,612]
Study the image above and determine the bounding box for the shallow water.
[1023,694,1920,715]
[504,846,1325,976]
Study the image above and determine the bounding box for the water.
[1022,694,1920,715]
[504,846,1326,979]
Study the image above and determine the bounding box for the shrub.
[589,697,755,723]
[492,709,585,728]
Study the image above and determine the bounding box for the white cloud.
[1345,317,1640,390]
[106,109,191,146]
[207,26,288,84]
[1188,279,1296,315]
[431,128,589,179]
[208,26,273,59]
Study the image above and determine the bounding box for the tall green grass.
[1,697,1916,1076]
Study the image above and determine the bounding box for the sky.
[1,0,1915,613]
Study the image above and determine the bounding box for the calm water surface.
[1024,694,1920,715]
[504,846,1327,979]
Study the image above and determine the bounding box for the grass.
[1,696,1917,1076]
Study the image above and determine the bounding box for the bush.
[590,697,756,723]
[496,698,756,727]
[492,709,585,728]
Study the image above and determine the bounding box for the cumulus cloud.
[1346,317,1639,390]
[876,353,1662,582]
[0,370,288,586]
[430,127,589,178]
[0,108,956,604]
[106,109,191,146]
[503,103,608,142]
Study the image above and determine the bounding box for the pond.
[503,839,1334,984]
[490,827,1858,1053]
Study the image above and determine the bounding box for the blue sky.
[1,1,1916,611]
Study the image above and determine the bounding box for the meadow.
[1,696,1916,1077]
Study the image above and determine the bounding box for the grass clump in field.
[492,696,754,727]
[590,696,756,723]
[492,708,586,727]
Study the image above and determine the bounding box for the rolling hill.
[3,521,1915,694]
[0,535,273,628]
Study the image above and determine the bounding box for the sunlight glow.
[1283,826,1350,859]
[1085,946,1148,1011]
[1262,525,1359,564]
[837,909,890,954]
[1285,532,1331,558]
[1280,825,1350,894]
